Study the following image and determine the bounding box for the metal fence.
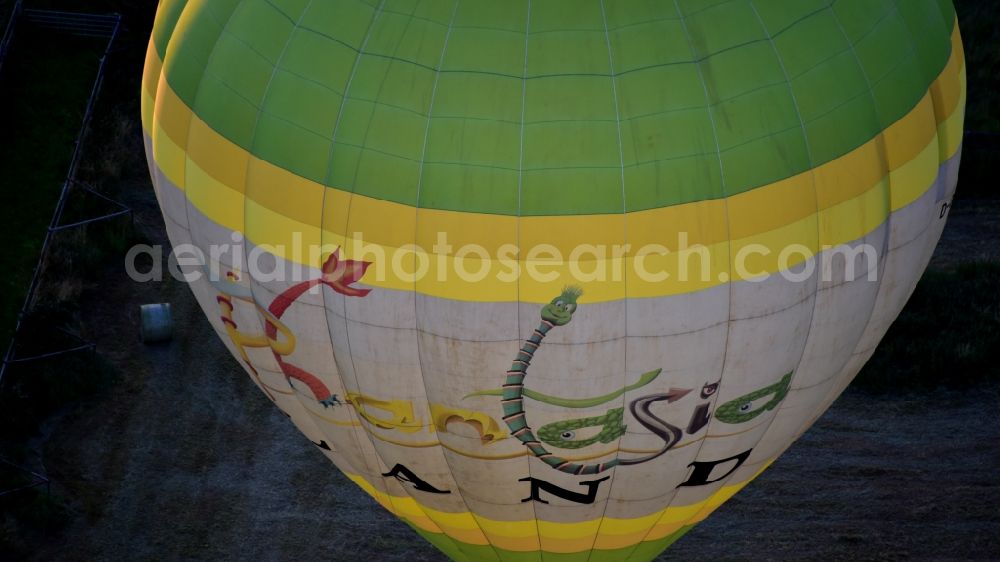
[0,0,24,75]
[22,8,121,37]
[0,7,127,501]
[0,458,50,499]
[0,10,125,386]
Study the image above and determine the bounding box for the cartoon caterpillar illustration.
[501,288,690,475]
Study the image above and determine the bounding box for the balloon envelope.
[142,0,965,559]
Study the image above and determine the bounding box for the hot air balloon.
[141,0,965,559]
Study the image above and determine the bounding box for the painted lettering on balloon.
[678,449,753,487]
[382,464,451,495]
[686,402,712,435]
[212,251,372,409]
[430,404,509,443]
[519,475,610,504]
[619,389,690,465]
[347,393,423,432]
[679,380,722,435]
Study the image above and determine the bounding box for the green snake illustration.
[714,372,792,424]
[536,408,626,449]
[500,288,689,476]
[467,369,662,408]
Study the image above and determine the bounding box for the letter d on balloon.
[678,449,753,487]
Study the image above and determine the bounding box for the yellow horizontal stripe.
[187,156,244,231]
[889,127,943,211]
[190,116,249,193]
[345,465,765,553]
[143,21,964,304]
[140,39,161,134]
[937,65,967,163]
[930,23,966,137]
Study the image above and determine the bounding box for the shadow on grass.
[855,261,1000,392]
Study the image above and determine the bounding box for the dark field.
[1,1,999,561]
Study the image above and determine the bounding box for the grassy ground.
[954,0,1000,132]
[855,261,1000,392]
[0,27,106,347]
[0,0,154,346]
[953,0,1000,200]
[839,0,1000,396]
[0,0,16,29]
[0,2,13,34]
[0,1,148,542]
[0,0,150,438]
